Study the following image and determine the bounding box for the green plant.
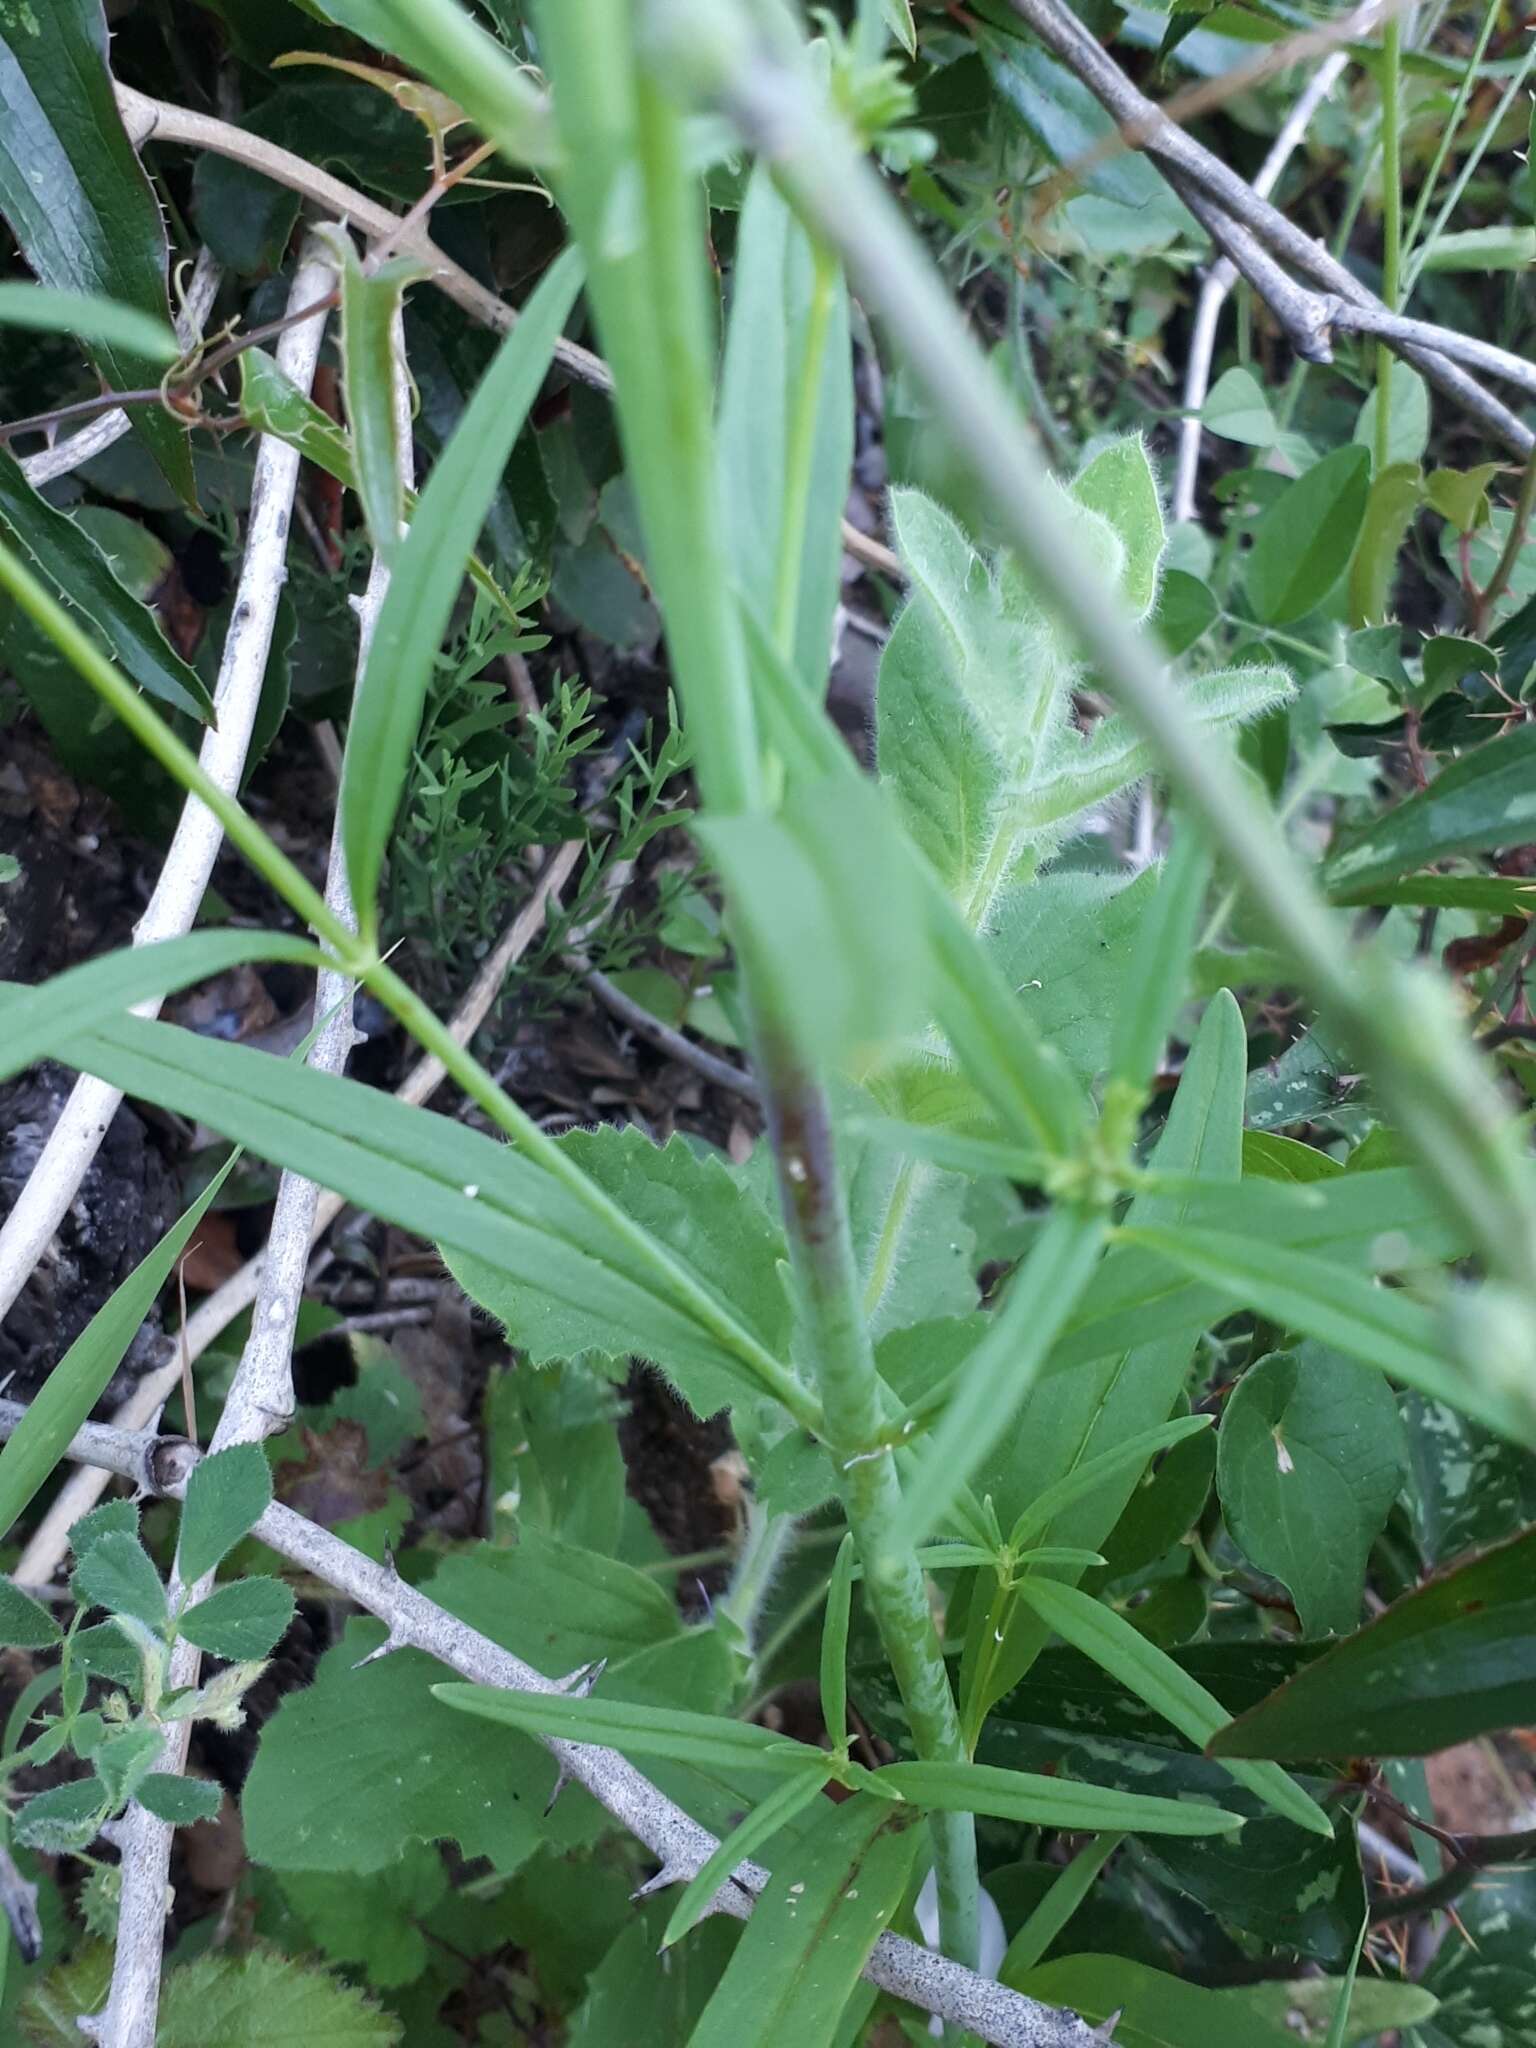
[1,1,1535,2044]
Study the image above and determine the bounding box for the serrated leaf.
[277,1841,446,1990]
[180,1578,295,1661]
[36,1010,798,1426]
[13,1778,109,1856]
[156,1944,403,2048]
[340,244,583,931]
[446,1124,791,1419]
[91,1724,164,1808]
[0,1,193,500]
[686,1794,922,2048]
[1012,1575,1332,1835]
[1246,446,1371,624]
[177,1444,275,1585]
[0,1577,61,1649]
[135,1773,222,1828]
[72,1531,167,1630]
[0,454,212,720]
[68,1499,139,1560]
[1217,1344,1407,1635]
[1210,1523,1536,1759]
[718,159,852,694]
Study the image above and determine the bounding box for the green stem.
[0,537,820,1435]
[1400,0,1499,268]
[1403,34,1536,298]
[1475,442,1536,630]
[772,234,838,659]
[763,1060,979,1977]
[1373,12,1403,476]
[703,31,1536,1299]
[715,1500,796,1664]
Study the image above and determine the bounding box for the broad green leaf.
[1405,1394,1536,1565]
[717,159,852,694]
[12,1779,108,1856]
[1246,446,1370,624]
[321,233,426,567]
[177,1444,276,1585]
[998,1832,1121,1984]
[0,1145,241,1545]
[1123,1222,1536,1445]
[135,1774,222,1828]
[243,1617,552,1874]
[340,244,583,932]
[90,1724,163,1808]
[899,1205,1106,1545]
[179,1578,296,1661]
[1425,464,1501,533]
[72,1531,167,1631]
[0,1579,61,1650]
[433,1684,819,1777]
[1411,1864,1533,2047]
[1071,437,1165,619]
[1242,1975,1435,2044]
[1324,725,1536,898]
[1217,1344,1407,1635]
[1241,1130,1345,1183]
[990,866,1157,1086]
[986,44,1184,212]
[663,1768,831,1950]
[156,1946,403,2048]
[447,1123,791,1419]
[877,1759,1239,1836]
[1200,366,1278,447]
[697,774,932,1064]
[426,1529,682,1677]
[1011,1576,1332,1835]
[0,936,318,1097]
[0,454,213,720]
[38,1011,793,1423]
[568,1905,738,2047]
[842,1110,980,1336]
[685,1794,921,2048]
[1008,1416,1215,1550]
[1092,1422,1214,1586]
[0,0,193,500]
[1210,1523,1536,1759]
[1348,462,1425,625]
[1352,362,1430,470]
[0,283,178,361]
[276,1841,446,1992]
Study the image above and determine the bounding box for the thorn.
[631,1863,686,1901]
[1090,2011,1123,2043]
[557,1658,606,1697]
[352,1630,407,1669]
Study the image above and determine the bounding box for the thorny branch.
[0,1400,1109,2048]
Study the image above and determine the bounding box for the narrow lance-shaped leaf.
[877,1760,1240,1837]
[897,1205,1106,1549]
[1011,1575,1334,1837]
[819,1533,856,1750]
[1007,1415,1215,1551]
[340,243,584,935]
[1123,1221,1536,1446]
[0,453,214,721]
[0,282,179,359]
[1107,823,1212,1103]
[0,932,323,1095]
[431,1683,824,1777]
[319,230,426,568]
[0,1147,243,1544]
[1324,724,1536,898]
[0,0,194,500]
[662,1766,831,1950]
[1000,1832,1123,1985]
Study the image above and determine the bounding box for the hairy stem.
[773,233,839,657]
[1373,11,1403,475]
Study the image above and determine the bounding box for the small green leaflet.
[176,1444,275,1585]
[72,1531,168,1631]
[179,1578,295,1661]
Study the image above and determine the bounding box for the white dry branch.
[12,840,583,1589]
[1173,52,1350,523]
[1005,0,1536,458]
[0,1397,1109,2048]
[0,239,337,1336]
[19,248,225,489]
